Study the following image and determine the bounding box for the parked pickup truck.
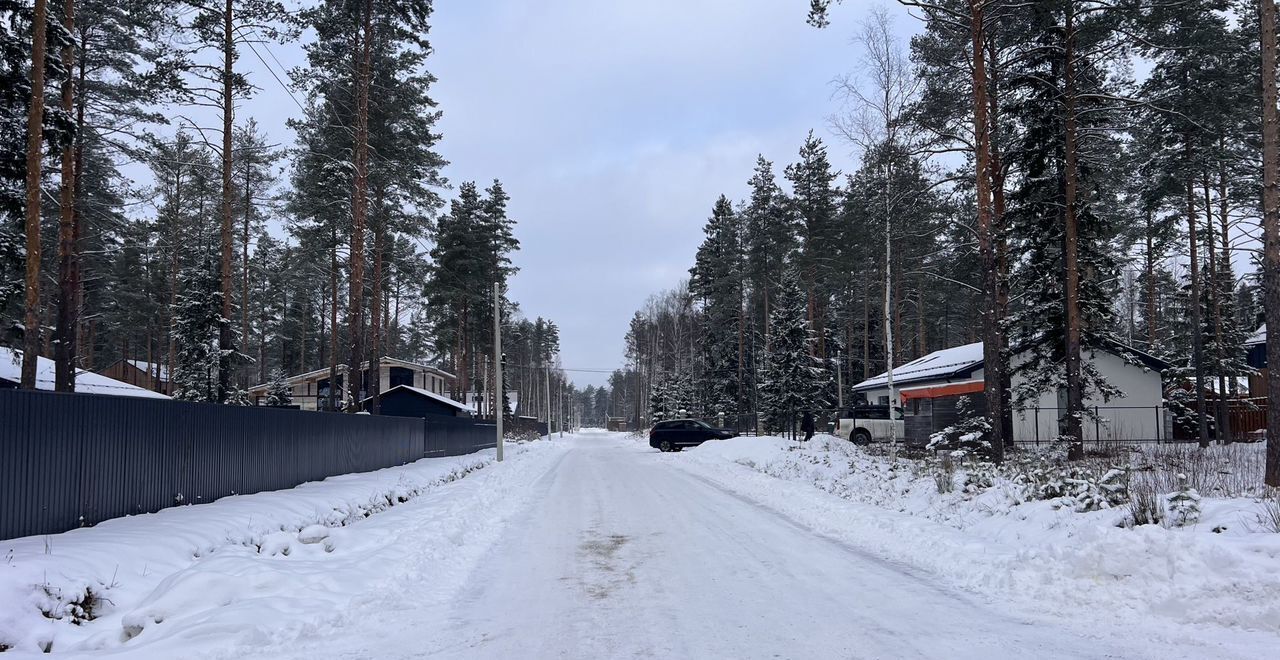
[834,405,905,445]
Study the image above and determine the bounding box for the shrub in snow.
[1255,488,1280,533]
[932,453,957,494]
[1163,473,1201,528]
[1002,453,1128,512]
[1126,477,1163,526]
[961,459,998,494]
[925,397,991,455]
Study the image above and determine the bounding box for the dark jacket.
[801,412,815,434]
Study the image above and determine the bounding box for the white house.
[0,347,171,399]
[852,340,1168,444]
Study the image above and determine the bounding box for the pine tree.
[1133,0,1247,446]
[231,118,278,386]
[49,0,175,391]
[1004,0,1130,457]
[1263,0,1280,486]
[424,181,519,402]
[173,0,294,403]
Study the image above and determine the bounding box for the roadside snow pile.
[0,441,556,655]
[672,435,1280,633]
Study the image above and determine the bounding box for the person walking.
[801,409,815,443]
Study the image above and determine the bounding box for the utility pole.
[493,282,503,462]
[545,365,552,438]
[559,378,565,437]
[836,350,844,411]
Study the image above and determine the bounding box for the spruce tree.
[264,368,291,406]
[759,266,827,433]
[690,195,744,419]
[171,261,221,402]
[785,132,840,362]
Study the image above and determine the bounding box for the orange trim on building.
[899,380,984,401]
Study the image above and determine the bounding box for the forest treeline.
[612,1,1280,482]
[0,0,579,422]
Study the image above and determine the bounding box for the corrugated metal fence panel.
[422,414,497,457]
[0,389,499,540]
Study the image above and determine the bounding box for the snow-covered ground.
[2,431,1276,658]
[0,439,568,657]
[666,435,1280,638]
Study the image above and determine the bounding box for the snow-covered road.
[10,431,1273,659]
[318,431,1256,660]
[417,433,1099,659]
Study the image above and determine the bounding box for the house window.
[878,395,890,406]
[390,367,414,389]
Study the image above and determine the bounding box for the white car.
[835,405,905,445]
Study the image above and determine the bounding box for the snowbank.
[669,435,1280,633]
[0,439,565,656]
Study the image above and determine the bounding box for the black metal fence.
[424,414,497,457]
[0,388,497,540]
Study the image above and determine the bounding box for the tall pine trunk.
[241,144,252,388]
[346,0,373,410]
[1260,0,1280,487]
[54,0,77,391]
[988,37,1014,453]
[168,162,184,392]
[1187,175,1210,447]
[369,198,385,415]
[1145,212,1158,349]
[20,0,50,388]
[971,0,1005,462]
[1205,177,1230,442]
[217,0,236,403]
[73,29,88,371]
[328,230,338,410]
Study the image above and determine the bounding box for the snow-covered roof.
[364,384,476,413]
[1247,325,1266,346]
[0,347,171,399]
[853,342,984,391]
[126,359,170,381]
[853,337,1168,392]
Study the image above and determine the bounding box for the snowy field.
[2,431,1277,659]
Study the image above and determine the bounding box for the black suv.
[649,419,736,452]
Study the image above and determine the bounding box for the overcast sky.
[230,1,913,388]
